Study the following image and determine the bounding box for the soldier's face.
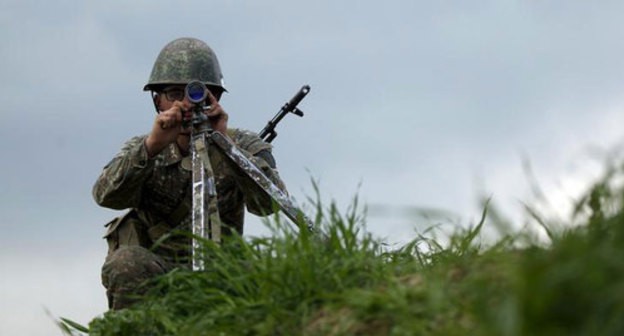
[154,85,193,135]
[156,85,222,109]
[161,86,186,102]
[156,85,187,109]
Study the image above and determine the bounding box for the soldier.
[94,37,286,310]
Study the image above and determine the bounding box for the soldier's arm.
[93,135,154,210]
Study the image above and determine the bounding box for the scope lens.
[186,81,207,103]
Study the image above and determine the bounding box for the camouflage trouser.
[101,245,173,310]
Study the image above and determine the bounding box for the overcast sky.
[3,1,624,334]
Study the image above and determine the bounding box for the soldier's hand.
[145,101,192,157]
[205,90,228,135]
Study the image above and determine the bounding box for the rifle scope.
[185,81,208,104]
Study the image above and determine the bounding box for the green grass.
[62,166,624,335]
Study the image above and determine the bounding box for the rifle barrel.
[287,85,310,108]
[259,85,310,142]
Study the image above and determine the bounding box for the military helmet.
[144,37,226,92]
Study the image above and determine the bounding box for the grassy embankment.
[62,166,624,335]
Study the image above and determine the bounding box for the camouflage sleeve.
[93,135,153,210]
[228,129,288,216]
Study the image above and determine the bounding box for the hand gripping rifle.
[185,81,313,271]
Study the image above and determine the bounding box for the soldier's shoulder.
[227,128,271,153]
[116,134,149,154]
[227,128,260,140]
[123,134,149,146]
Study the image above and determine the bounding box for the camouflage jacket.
[93,128,286,261]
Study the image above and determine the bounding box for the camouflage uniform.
[94,128,285,310]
